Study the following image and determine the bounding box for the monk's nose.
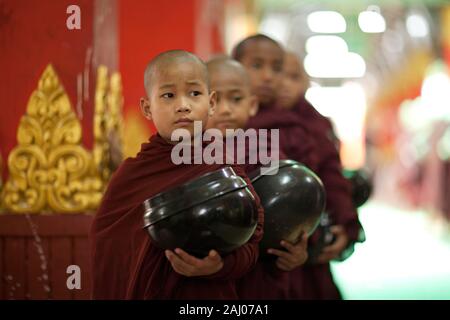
[262,66,274,82]
[218,101,232,114]
[176,97,192,112]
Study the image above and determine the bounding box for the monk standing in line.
[90,50,264,299]
[277,51,365,299]
[205,56,309,299]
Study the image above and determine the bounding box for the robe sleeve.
[316,134,365,245]
[201,165,264,281]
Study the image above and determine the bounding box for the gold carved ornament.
[93,66,124,182]
[1,65,103,213]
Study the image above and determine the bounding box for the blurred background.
[0,0,449,299]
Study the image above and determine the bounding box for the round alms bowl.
[143,167,259,257]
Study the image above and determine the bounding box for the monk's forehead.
[157,59,204,79]
[208,59,250,87]
[151,57,208,88]
[242,39,284,60]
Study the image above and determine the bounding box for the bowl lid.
[249,159,302,182]
[143,166,248,228]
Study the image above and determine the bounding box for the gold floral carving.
[2,65,103,213]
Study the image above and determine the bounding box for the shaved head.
[277,51,310,109]
[144,49,209,96]
[206,56,251,87]
[231,34,283,62]
[229,34,284,106]
[205,56,258,134]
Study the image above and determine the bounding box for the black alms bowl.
[250,160,326,252]
[142,167,258,257]
[343,169,373,208]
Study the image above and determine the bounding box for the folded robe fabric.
[90,133,264,299]
[232,128,291,300]
[236,106,314,300]
[292,96,362,239]
[289,96,365,300]
[245,100,364,299]
[246,106,318,171]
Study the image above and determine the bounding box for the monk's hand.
[316,225,349,264]
[267,233,308,271]
[165,248,224,277]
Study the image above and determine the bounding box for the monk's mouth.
[256,86,273,93]
[174,119,194,125]
[278,95,293,102]
[215,120,235,127]
[256,86,275,97]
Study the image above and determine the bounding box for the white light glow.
[305,86,343,118]
[307,11,347,33]
[305,35,349,54]
[358,7,386,33]
[305,83,367,132]
[421,72,450,120]
[305,82,367,168]
[259,13,289,46]
[406,14,429,38]
[399,70,450,132]
[304,52,366,78]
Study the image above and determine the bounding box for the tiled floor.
[330,201,450,299]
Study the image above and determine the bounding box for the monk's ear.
[208,91,217,117]
[140,97,152,121]
[248,95,259,117]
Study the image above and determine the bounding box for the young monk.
[205,56,308,299]
[233,35,363,299]
[232,35,318,170]
[277,52,365,299]
[90,50,264,300]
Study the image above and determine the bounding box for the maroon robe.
[246,106,318,171]
[246,99,364,300]
[90,134,264,299]
[293,97,362,240]
[237,259,291,299]
[232,129,291,299]
[233,107,316,300]
[289,96,364,300]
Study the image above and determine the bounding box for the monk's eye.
[161,93,174,98]
[190,91,202,97]
[251,62,262,69]
[232,96,243,103]
[273,64,282,73]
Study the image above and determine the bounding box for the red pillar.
[0,0,118,181]
[118,0,225,156]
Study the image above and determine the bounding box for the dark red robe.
[246,99,364,300]
[234,107,317,300]
[246,106,318,171]
[289,96,364,300]
[90,134,264,299]
[231,129,291,299]
[293,97,362,240]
